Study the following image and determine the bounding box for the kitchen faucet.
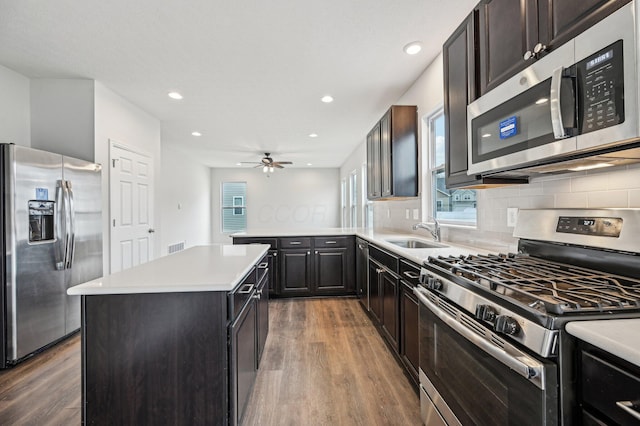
[412,217,441,242]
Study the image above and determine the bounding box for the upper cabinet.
[367,105,418,200]
[477,0,631,95]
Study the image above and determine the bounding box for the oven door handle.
[414,287,546,390]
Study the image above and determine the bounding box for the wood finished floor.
[241,298,421,425]
[0,298,420,425]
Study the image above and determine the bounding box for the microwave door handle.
[550,66,569,139]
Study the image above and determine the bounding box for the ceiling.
[0,0,476,168]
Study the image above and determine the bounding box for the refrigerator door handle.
[66,181,76,268]
[55,181,66,270]
[62,181,73,269]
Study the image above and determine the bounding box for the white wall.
[30,79,95,161]
[94,82,162,272]
[211,168,341,243]
[0,64,30,147]
[160,145,211,255]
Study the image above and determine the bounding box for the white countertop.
[566,319,640,367]
[232,227,489,264]
[67,244,269,296]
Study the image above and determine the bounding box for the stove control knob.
[494,316,520,335]
[475,305,497,322]
[427,277,443,291]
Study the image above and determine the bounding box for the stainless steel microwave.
[467,2,638,176]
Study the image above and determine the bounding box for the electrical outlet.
[405,209,410,219]
[413,209,419,220]
[507,208,518,227]
[387,209,390,219]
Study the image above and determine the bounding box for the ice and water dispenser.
[28,200,55,243]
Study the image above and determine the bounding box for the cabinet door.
[256,275,269,366]
[314,248,348,293]
[279,249,312,296]
[381,270,399,351]
[230,297,257,426]
[368,260,382,323]
[367,123,382,199]
[444,13,480,188]
[478,0,538,95]
[380,110,392,198]
[400,280,419,385]
[267,250,278,295]
[538,0,630,50]
[355,240,368,309]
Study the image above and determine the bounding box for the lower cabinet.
[380,269,399,351]
[355,238,369,310]
[400,279,419,385]
[369,259,383,323]
[280,248,312,296]
[368,246,400,352]
[229,290,257,426]
[234,235,355,297]
[256,265,269,366]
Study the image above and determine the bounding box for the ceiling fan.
[241,153,293,172]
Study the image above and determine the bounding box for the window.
[349,170,358,227]
[427,109,477,225]
[341,178,347,227]
[222,182,247,232]
[362,163,373,228]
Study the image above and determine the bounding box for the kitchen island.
[68,244,270,426]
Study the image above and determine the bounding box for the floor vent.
[168,241,185,254]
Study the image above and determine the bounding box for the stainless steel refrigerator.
[1,144,102,367]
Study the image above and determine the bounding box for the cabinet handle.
[533,42,547,55]
[403,271,420,280]
[325,241,337,244]
[616,401,640,421]
[307,251,310,255]
[258,262,268,269]
[315,250,318,254]
[238,283,254,294]
[523,50,534,61]
[273,252,277,256]
[289,241,302,245]
[376,268,384,274]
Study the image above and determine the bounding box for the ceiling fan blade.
[240,161,260,165]
[273,163,284,169]
[275,161,292,165]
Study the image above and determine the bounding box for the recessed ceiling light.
[191,131,202,136]
[403,41,422,55]
[236,163,242,166]
[309,133,318,138]
[321,95,333,103]
[168,91,183,100]
[307,163,313,166]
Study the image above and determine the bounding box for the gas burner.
[428,254,640,315]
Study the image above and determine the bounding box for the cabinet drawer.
[279,237,311,249]
[369,245,399,273]
[314,236,351,248]
[581,350,640,424]
[399,260,421,286]
[233,237,278,250]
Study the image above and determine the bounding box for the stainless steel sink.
[385,239,448,249]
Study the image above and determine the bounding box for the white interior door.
[109,142,154,273]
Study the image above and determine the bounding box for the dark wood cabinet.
[367,122,382,199]
[367,105,418,200]
[256,269,269,366]
[477,0,630,95]
[399,260,420,385]
[577,342,640,425]
[235,235,355,298]
[368,245,400,351]
[279,249,312,296]
[355,238,369,310]
[443,13,480,189]
[230,289,257,426]
[380,269,399,351]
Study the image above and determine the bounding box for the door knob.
[148,228,155,233]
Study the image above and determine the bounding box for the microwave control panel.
[556,216,622,238]
[577,40,624,134]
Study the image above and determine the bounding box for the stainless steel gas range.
[414,209,640,425]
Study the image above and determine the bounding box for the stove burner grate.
[428,254,640,315]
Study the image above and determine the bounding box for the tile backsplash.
[373,163,640,253]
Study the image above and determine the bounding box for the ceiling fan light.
[263,166,268,173]
[269,166,274,173]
